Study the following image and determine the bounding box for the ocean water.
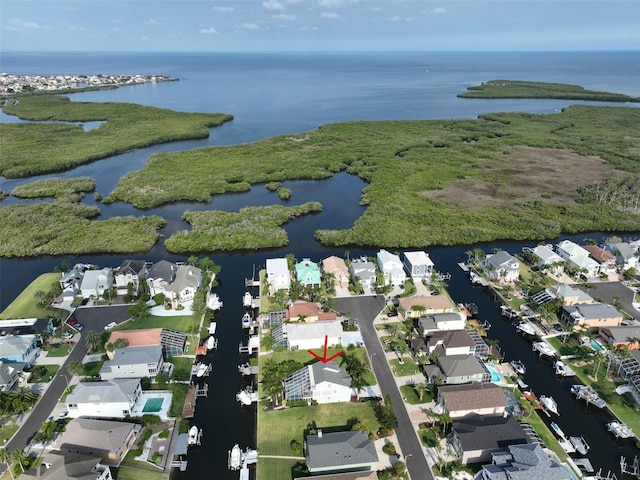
[1,51,639,479]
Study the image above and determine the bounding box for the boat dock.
[573,458,594,473]
[238,363,259,376]
[245,278,260,288]
[571,384,606,408]
[607,421,635,439]
[469,271,490,287]
[457,262,469,272]
[239,336,260,354]
[182,386,197,418]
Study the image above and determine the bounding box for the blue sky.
[1,0,638,52]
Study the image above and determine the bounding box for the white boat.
[188,425,199,445]
[569,436,590,455]
[228,444,242,470]
[532,341,555,357]
[196,363,208,377]
[510,360,526,375]
[208,321,217,335]
[516,378,529,389]
[236,387,258,406]
[540,395,559,415]
[550,422,575,453]
[607,421,635,439]
[242,312,251,329]
[243,292,252,308]
[206,293,223,311]
[550,422,567,439]
[206,335,217,350]
[554,360,568,376]
[517,321,536,336]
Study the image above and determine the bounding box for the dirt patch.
[424,147,625,209]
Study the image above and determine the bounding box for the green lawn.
[257,457,301,480]
[81,360,105,377]
[114,450,167,480]
[114,314,199,334]
[169,356,194,382]
[0,273,60,319]
[399,384,433,404]
[43,344,72,357]
[389,357,420,376]
[0,423,19,444]
[27,364,60,383]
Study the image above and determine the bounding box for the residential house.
[423,354,491,385]
[0,317,54,343]
[59,263,92,295]
[287,301,337,323]
[284,360,352,404]
[0,362,20,392]
[527,245,564,275]
[583,245,617,271]
[481,251,520,283]
[305,430,378,474]
[99,345,164,381]
[348,257,377,293]
[617,350,640,381]
[321,256,350,289]
[556,240,600,277]
[450,414,530,464]
[284,320,343,351]
[0,335,39,367]
[114,260,148,296]
[295,258,321,288]
[402,251,434,281]
[80,268,114,299]
[548,284,594,306]
[294,472,377,480]
[606,242,639,271]
[107,328,187,358]
[426,330,476,357]
[476,443,574,479]
[266,258,291,292]
[146,260,177,297]
[437,383,508,418]
[561,303,623,331]
[417,312,466,334]
[164,264,201,303]
[57,418,139,466]
[376,249,406,286]
[399,296,457,318]
[599,326,640,350]
[66,379,142,419]
[23,451,113,480]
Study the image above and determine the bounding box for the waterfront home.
[56,418,140,466]
[0,362,20,392]
[426,330,476,357]
[321,256,350,289]
[481,251,520,283]
[59,263,92,294]
[287,301,337,323]
[23,451,113,480]
[107,328,186,357]
[548,284,594,306]
[163,264,201,303]
[599,325,640,350]
[348,257,377,293]
[80,267,114,299]
[0,317,54,342]
[561,302,623,330]
[66,379,142,419]
[399,295,457,318]
[617,350,640,382]
[0,335,39,367]
[423,354,491,385]
[295,258,321,288]
[526,245,564,275]
[305,430,378,474]
[266,257,291,292]
[583,245,617,271]
[437,383,508,418]
[450,414,530,464]
[606,241,639,271]
[114,259,148,295]
[284,320,343,350]
[376,249,406,286]
[146,260,177,296]
[99,345,164,381]
[417,311,466,334]
[475,443,574,479]
[402,250,434,281]
[284,360,352,404]
[556,240,600,277]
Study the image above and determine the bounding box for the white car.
[57,411,69,420]
[62,332,74,340]
[104,322,117,331]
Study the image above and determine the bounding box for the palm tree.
[84,330,102,353]
[439,411,452,435]
[67,359,84,377]
[414,382,429,402]
[9,450,28,473]
[0,447,14,480]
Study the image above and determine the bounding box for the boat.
[188,425,199,445]
[465,303,479,316]
[516,321,536,336]
[206,293,223,311]
[569,436,590,455]
[540,395,559,415]
[242,312,251,329]
[206,335,217,350]
[550,422,575,454]
[571,384,606,408]
[550,422,567,439]
[532,341,555,357]
[554,360,568,376]
[243,291,252,308]
[208,321,217,335]
[516,378,529,389]
[196,363,209,377]
[236,386,258,406]
[228,444,242,470]
[510,360,526,375]
[607,421,635,439]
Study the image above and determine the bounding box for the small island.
[458,79,639,102]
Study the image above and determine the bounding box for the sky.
[1,0,639,52]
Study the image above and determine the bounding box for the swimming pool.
[590,339,604,351]
[142,397,164,413]
[486,364,501,383]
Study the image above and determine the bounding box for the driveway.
[333,295,435,480]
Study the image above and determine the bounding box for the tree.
[414,382,429,402]
[85,330,102,353]
[67,360,84,377]
[378,394,396,431]
[0,448,14,480]
[342,354,369,399]
[9,450,28,473]
[155,372,170,388]
[261,333,275,352]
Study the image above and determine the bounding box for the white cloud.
[145,18,158,25]
[287,0,302,3]
[300,26,319,31]
[320,12,343,20]
[200,27,217,34]
[318,0,344,9]
[430,7,446,14]
[241,22,260,30]
[388,15,401,22]
[213,6,234,12]
[61,23,87,32]
[140,35,149,41]
[7,18,43,30]
[272,14,296,21]
[263,0,285,11]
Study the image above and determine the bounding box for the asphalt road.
[578,281,640,321]
[334,296,435,480]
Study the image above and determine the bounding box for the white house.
[284,320,343,351]
[114,260,148,296]
[556,240,600,277]
[402,251,434,281]
[163,264,201,302]
[284,360,352,404]
[80,268,114,299]
[481,251,520,283]
[426,330,476,356]
[66,379,142,419]
[266,258,291,292]
[146,260,177,298]
[348,257,377,292]
[606,242,639,271]
[418,312,467,335]
[376,249,406,286]
[527,245,564,275]
[99,346,164,381]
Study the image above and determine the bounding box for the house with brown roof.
[321,256,350,289]
[437,383,508,418]
[398,295,456,318]
[599,325,640,350]
[287,301,337,323]
[583,245,617,268]
[295,472,377,480]
[57,418,140,466]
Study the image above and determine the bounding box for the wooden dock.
[182,385,197,418]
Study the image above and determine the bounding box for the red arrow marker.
[308,335,344,363]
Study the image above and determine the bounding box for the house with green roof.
[295,258,321,288]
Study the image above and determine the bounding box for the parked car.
[104,321,117,331]
[67,317,77,326]
[75,323,84,331]
[57,411,69,420]
[62,332,74,339]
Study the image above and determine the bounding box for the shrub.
[159,429,170,439]
[382,442,397,455]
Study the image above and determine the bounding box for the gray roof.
[428,330,476,350]
[23,451,102,480]
[601,326,640,344]
[564,303,622,320]
[483,443,574,480]
[67,379,140,405]
[310,361,352,388]
[105,345,162,367]
[452,414,530,452]
[147,260,176,282]
[116,259,147,276]
[0,335,35,358]
[0,363,18,385]
[485,251,519,270]
[306,430,378,470]
[437,354,487,377]
[165,265,201,294]
[612,242,636,261]
[58,418,136,455]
